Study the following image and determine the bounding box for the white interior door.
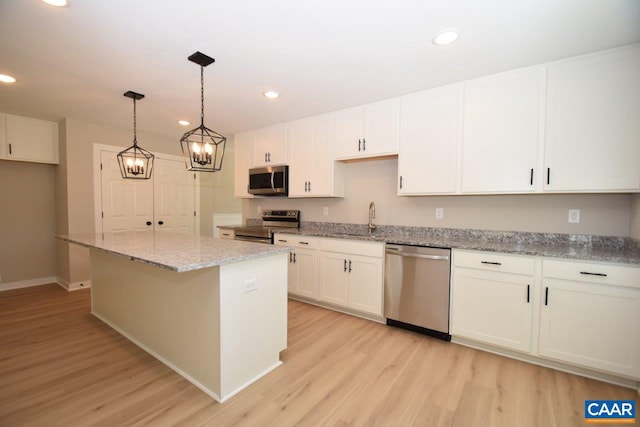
[153,158,196,234]
[99,150,197,235]
[100,150,154,233]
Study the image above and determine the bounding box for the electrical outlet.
[257,205,262,214]
[323,207,329,216]
[435,208,444,220]
[244,279,257,293]
[568,209,580,224]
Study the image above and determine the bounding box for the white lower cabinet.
[319,238,384,317]
[451,250,640,381]
[451,251,535,353]
[274,234,319,300]
[538,259,640,379]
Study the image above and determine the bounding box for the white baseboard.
[56,278,92,291]
[0,276,58,292]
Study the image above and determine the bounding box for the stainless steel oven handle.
[385,251,449,261]
[271,171,275,192]
[234,236,272,244]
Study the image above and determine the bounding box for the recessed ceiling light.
[432,29,459,46]
[178,120,190,126]
[0,74,16,84]
[263,91,279,99]
[42,0,69,6]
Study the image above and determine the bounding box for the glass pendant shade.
[117,91,154,179]
[180,51,226,172]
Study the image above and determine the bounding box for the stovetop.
[233,210,300,239]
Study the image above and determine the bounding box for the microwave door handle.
[271,170,275,192]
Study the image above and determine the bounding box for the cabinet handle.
[308,181,311,192]
[299,241,309,245]
[580,271,607,277]
[8,143,12,155]
[546,168,550,185]
[362,138,366,151]
[304,181,308,192]
[264,152,268,162]
[526,284,530,303]
[158,220,164,225]
[289,252,293,263]
[348,260,352,273]
[268,152,271,162]
[530,168,534,186]
[481,261,502,266]
[293,253,297,263]
[146,221,152,226]
[544,287,549,306]
[400,176,403,189]
[277,239,288,243]
[344,259,347,272]
[358,139,362,151]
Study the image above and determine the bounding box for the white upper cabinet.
[3,114,59,164]
[460,67,543,193]
[334,98,399,160]
[233,130,254,198]
[398,84,460,195]
[288,114,344,198]
[544,45,640,192]
[251,123,288,167]
[0,114,6,159]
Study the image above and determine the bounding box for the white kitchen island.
[58,231,290,403]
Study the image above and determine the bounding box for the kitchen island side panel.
[89,249,222,399]
[219,252,288,399]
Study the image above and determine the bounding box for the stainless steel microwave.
[248,165,288,196]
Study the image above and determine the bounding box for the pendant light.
[180,51,226,172]
[117,91,154,179]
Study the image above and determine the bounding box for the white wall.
[245,157,632,237]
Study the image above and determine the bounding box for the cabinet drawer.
[320,238,384,258]
[543,259,640,289]
[274,234,319,249]
[454,250,535,275]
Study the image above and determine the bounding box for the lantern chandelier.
[180,51,226,172]
[117,91,154,179]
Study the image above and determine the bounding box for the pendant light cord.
[132,97,138,147]
[200,65,205,127]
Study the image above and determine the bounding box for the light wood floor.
[0,284,636,426]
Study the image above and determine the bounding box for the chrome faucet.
[368,201,376,233]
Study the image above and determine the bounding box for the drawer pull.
[481,261,502,266]
[299,241,309,245]
[526,284,530,303]
[580,271,607,277]
[545,287,549,306]
[277,239,288,243]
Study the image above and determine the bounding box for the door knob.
[158,220,164,225]
[146,221,152,226]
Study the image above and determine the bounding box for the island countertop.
[58,231,291,272]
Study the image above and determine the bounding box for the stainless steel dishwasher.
[384,244,451,341]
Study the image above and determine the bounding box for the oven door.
[234,235,272,244]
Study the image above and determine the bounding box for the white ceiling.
[1,0,639,140]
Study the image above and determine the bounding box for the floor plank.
[0,284,636,426]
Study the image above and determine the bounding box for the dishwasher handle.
[385,250,449,261]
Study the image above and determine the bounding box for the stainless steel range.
[233,210,300,244]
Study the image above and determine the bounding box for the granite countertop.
[58,231,291,272]
[256,222,640,265]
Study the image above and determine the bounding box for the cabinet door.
[334,107,363,160]
[307,114,337,196]
[319,252,350,307]
[348,255,383,316]
[287,119,312,197]
[398,84,459,194]
[293,248,318,299]
[5,114,59,164]
[451,268,533,353]
[539,279,640,378]
[233,131,254,198]
[362,98,399,158]
[461,67,542,193]
[0,113,6,159]
[252,124,287,166]
[544,45,640,192]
